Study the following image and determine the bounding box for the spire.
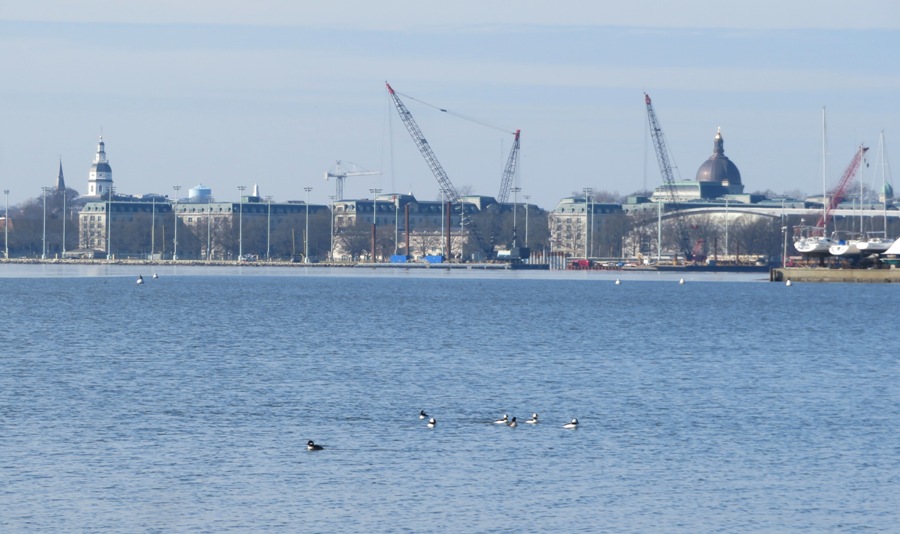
[713,128,724,156]
[94,136,108,165]
[252,184,260,197]
[57,158,66,192]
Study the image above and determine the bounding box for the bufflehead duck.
[419,410,428,419]
[615,279,621,285]
[152,273,159,279]
[494,414,509,424]
[525,413,539,424]
[427,417,436,428]
[508,417,518,428]
[307,440,324,451]
[563,418,579,429]
[136,275,144,285]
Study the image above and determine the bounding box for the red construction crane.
[644,93,694,260]
[817,144,869,229]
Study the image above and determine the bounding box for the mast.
[822,107,827,235]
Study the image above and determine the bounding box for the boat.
[855,231,894,255]
[828,231,861,257]
[879,238,900,266]
[794,225,832,255]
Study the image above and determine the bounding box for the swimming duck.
[563,418,579,429]
[525,413,539,424]
[493,414,509,424]
[508,417,518,428]
[136,275,144,285]
[152,273,159,279]
[307,440,324,451]
[427,417,436,428]
[419,410,428,419]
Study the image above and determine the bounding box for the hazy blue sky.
[1,1,898,209]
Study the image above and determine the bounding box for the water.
[1,265,898,532]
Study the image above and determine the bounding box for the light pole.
[328,195,335,262]
[582,187,593,259]
[237,185,246,261]
[369,187,381,261]
[172,185,181,261]
[207,197,212,261]
[524,195,530,249]
[512,186,521,248]
[41,186,50,259]
[61,188,67,256]
[265,195,273,261]
[3,189,8,259]
[394,195,399,255]
[724,197,729,259]
[439,189,445,257]
[304,187,313,263]
[150,196,156,260]
[782,226,788,269]
[107,186,114,260]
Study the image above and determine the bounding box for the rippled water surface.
[1,265,898,532]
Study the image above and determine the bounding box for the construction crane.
[644,92,694,261]
[497,129,521,203]
[817,145,869,229]
[385,82,460,202]
[324,160,381,200]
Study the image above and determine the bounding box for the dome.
[882,182,894,198]
[695,129,741,188]
[90,162,112,173]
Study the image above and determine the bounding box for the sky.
[1,1,899,210]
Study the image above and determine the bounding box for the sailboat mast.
[881,131,887,233]
[822,107,828,236]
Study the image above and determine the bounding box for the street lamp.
[328,195,335,262]
[61,188,67,256]
[107,186,114,260]
[207,197,212,261]
[265,195,273,261]
[582,187,593,259]
[511,186,521,248]
[394,195,399,255]
[524,194,531,249]
[237,185,246,261]
[369,187,381,262]
[41,186,50,259]
[3,189,8,259]
[173,185,181,261]
[724,197,729,259]
[304,187,313,263]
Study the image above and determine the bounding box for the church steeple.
[57,158,66,192]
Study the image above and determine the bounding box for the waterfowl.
[493,414,509,424]
[427,417,436,428]
[508,417,518,428]
[419,410,428,419]
[563,418,579,429]
[307,440,324,451]
[525,413,539,424]
[136,275,144,285]
[152,273,159,279]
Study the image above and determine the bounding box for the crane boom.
[386,82,460,201]
[497,129,521,203]
[644,93,694,260]
[817,145,869,228]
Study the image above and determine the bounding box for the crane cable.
[394,90,514,135]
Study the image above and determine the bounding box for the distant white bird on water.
[525,413,539,424]
[679,278,685,285]
[615,279,621,285]
[136,275,144,285]
[494,414,509,424]
[563,418,579,429]
[508,417,518,428]
[307,440,324,451]
[786,279,792,287]
[152,273,159,279]
[427,417,437,428]
[419,409,428,419]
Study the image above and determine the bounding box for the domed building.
[696,128,743,195]
[87,136,113,197]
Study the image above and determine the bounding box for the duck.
[419,410,428,420]
[136,275,144,285]
[508,417,518,428]
[152,273,159,279]
[427,417,436,428]
[679,278,685,285]
[563,418,579,429]
[493,414,509,424]
[615,278,621,285]
[525,413,539,424]
[307,440,324,451]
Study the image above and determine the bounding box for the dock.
[770,267,900,283]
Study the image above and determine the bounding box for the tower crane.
[817,145,869,229]
[497,129,521,203]
[644,93,695,261]
[386,82,460,202]
[324,160,381,200]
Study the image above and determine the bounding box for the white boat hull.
[794,237,832,255]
